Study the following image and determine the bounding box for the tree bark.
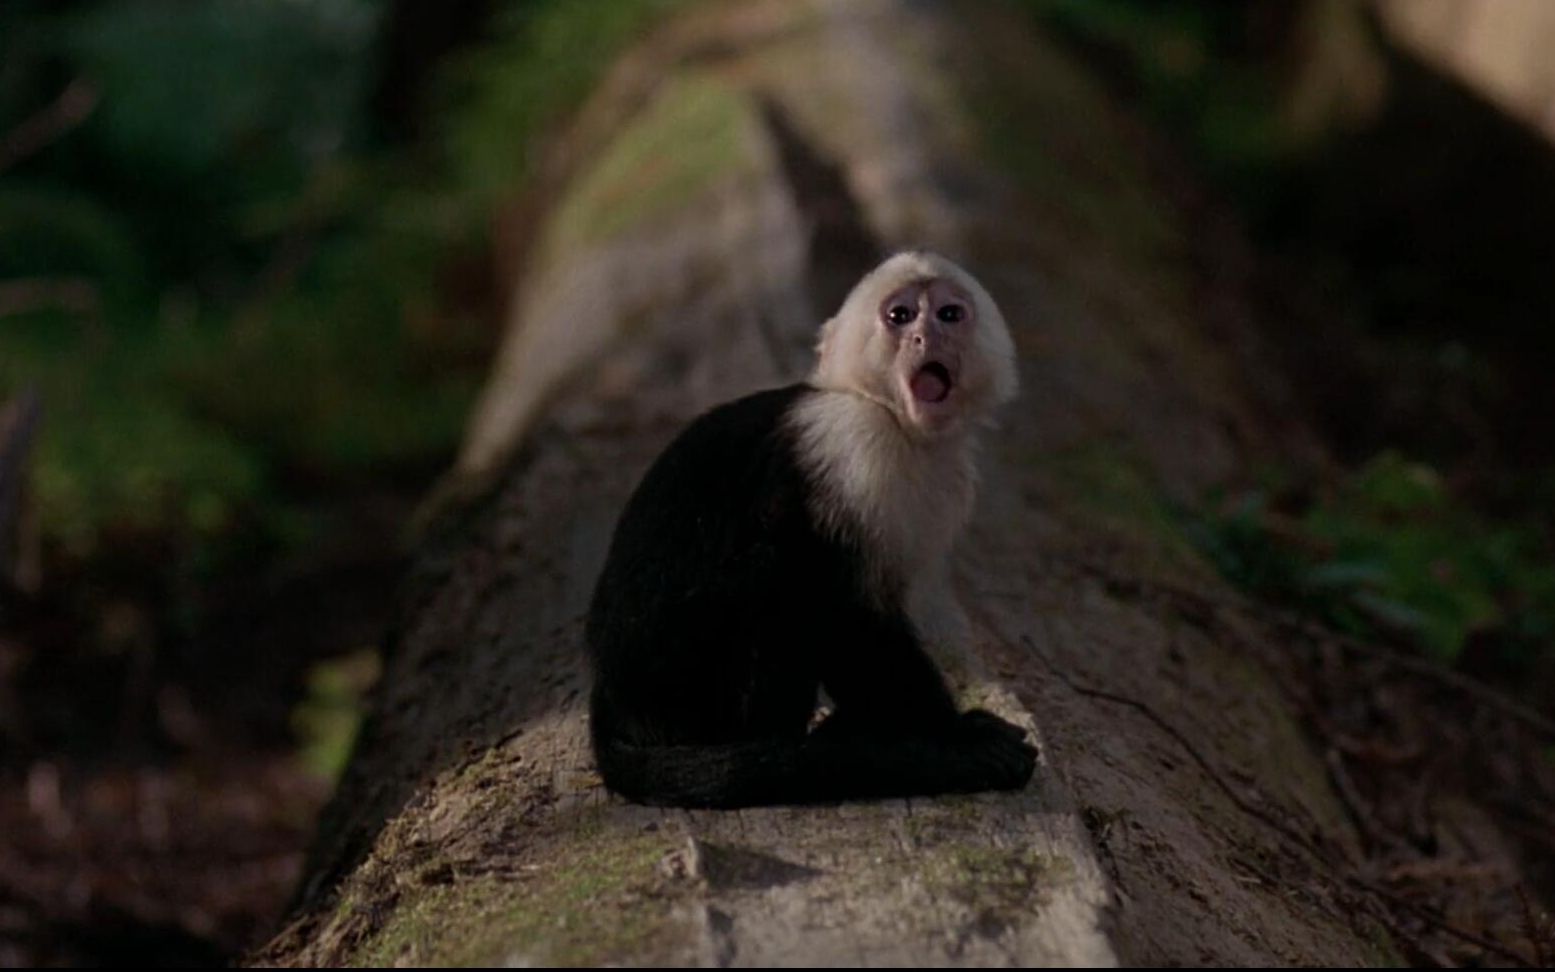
[256,0,1411,964]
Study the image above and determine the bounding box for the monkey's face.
[814,252,1018,439]
[876,277,977,436]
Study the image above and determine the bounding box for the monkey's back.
[586,384,859,748]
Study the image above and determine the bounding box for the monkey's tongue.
[911,363,953,404]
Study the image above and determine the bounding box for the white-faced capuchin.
[586,251,1036,807]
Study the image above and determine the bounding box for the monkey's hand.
[954,709,1038,791]
[803,706,1037,797]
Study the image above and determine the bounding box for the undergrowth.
[1185,453,1555,670]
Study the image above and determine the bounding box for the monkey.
[585,251,1036,808]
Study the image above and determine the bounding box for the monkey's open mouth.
[910,361,954,404]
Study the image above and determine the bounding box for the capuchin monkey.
[586,251,1036,808]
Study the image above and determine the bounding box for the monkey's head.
[812,251,1018,438]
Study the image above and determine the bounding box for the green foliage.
[0,309,261,552]
[0,184,144,290]
[1029,1,1555,673]
[1,0,688,556]
[7,0,377,291]
[1186,453,1555,663]
[60,0,371,182]
[291,648,381,781]
[437,0,692,216]
[1035,0,1295,181]
[1,0,694,776]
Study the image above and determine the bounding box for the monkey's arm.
[805,601,1036,792]
[813,603,961,731]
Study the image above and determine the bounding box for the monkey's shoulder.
[594,383,832,621]
[624,383,814,515]
[660,383,809,459]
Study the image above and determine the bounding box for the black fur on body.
[586,383,1035,808]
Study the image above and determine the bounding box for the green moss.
[351,831,692,967]
[927,845,1074,934]
[546,75,758,249]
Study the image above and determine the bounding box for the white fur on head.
[811,251,1018,426]
[790,252,1016,601]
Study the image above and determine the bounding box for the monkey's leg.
[594,727,1033,808]
[813,605,961,728]
[592,601,1034,807]
[810,605,1036,795]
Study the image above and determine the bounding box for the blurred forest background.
[0,0,1552,964]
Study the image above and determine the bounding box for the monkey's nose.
[912,332,926,348]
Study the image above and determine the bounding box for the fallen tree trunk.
[253,0,1515,964]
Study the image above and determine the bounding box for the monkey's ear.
[815,316,839,362]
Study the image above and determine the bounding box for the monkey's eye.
[885,304,917,326]
[936,303,966,324]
